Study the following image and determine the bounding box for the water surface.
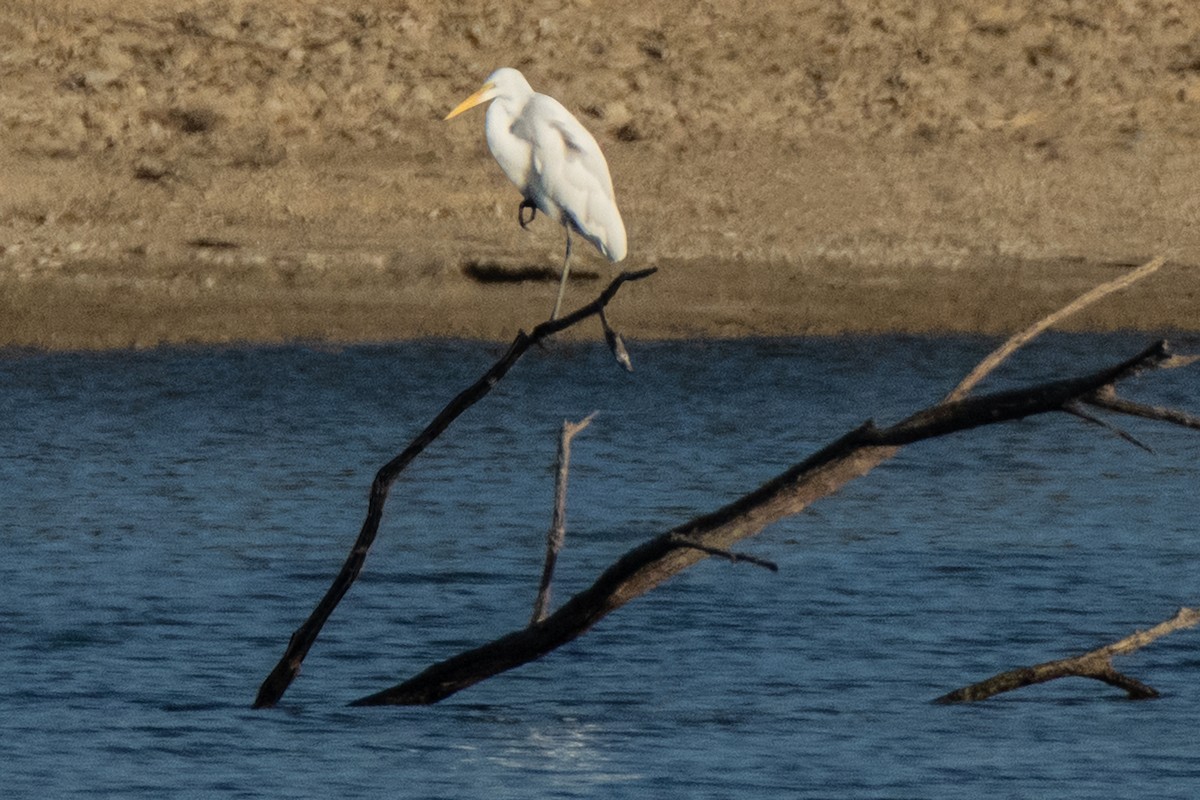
[2,335,1198,798]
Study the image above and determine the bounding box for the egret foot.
[518,199,538,230]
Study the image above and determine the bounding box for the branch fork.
[936,607,1200,703]
[253,269,654,709]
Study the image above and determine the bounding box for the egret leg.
[550,226,573,321]
[518,199,537,230]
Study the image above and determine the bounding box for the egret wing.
[519,95,627,261]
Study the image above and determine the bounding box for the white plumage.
[446,67,627,318]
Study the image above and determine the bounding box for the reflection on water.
[1,335,1199,798]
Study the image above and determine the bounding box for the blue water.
[2,335,1198,798]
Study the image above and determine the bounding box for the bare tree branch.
[1085,385,1200,431]
[945,256,1167,402]
[935,607,1200,703]
[252,269,655,709]
[531,413,597,625]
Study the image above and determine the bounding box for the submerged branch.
[935,607,1200,703]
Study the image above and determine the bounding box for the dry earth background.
[1,0,1199,348]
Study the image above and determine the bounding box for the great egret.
[445,67,627,320]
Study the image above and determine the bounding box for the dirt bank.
[1,1,1198,349]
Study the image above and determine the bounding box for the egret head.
[444,68,532,120]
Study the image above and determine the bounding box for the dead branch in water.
[347,257,1194,706]
[530,413,596,625]
[252,269,655,709]
[351,335,1196,706]
[935,607,1200,703]
[253,255,1197,709]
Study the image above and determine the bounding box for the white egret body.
[445,67,627,319]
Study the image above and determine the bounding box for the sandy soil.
[1,0,1198,349]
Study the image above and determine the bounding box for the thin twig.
[670,537,779,572]
[945,256,1167,402]
[531,413,597,624]
[1063,401,1155,453]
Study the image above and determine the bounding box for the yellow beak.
[444,82,495,120]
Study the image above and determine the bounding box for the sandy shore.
[1,1,1198,349]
